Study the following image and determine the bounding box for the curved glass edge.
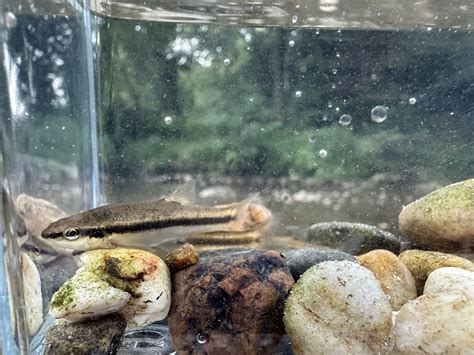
[1,232,18,355]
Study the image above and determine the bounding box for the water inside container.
[1,0,473,353]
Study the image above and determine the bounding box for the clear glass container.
[1,0,473,353]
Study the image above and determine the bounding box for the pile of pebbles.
[20,178,473,354]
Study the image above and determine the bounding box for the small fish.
[41,181,273,252]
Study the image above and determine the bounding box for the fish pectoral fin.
[227,195,273,233]
[164,180,196,205]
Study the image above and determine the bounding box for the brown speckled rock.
[399,178,474,251]
[43,314,126,355]
[168,248,294,354]
[357,249,417,310]
[399,249,474,295]
[166,243,199,272]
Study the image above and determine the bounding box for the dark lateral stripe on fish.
[104,215,235,234]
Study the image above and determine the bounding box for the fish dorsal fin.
[164,180,196,205]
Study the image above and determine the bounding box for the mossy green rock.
[399,178,474,251]
[399,249,474,295]
[306,222,401,255]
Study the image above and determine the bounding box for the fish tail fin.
[227,195,273,234]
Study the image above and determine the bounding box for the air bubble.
[319,149,328,158]
[196,333,208,344]
[332,68,337,75]
[295,90,302,98]
[291,15,298,24]
[339,114,352,126]
[409,97,417,105]
[223,58,231,65]
[282,193,291,203]
[135,25,141,31]
[370,105,388,123]
[164,116,173,125]
[288,40,295,47]
[308,135,317,143]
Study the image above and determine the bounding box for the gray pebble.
[306,222,401,255]
[282,248,356,281]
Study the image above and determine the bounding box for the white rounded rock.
[21,252,43,335]
[284,260,393,354]
[118,256,171,329]
[393,291,474,353]
[424,267,474,299]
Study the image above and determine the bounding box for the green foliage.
[95,21,474,182]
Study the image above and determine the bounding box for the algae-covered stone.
[168,248,294,355]
[43,314,126,355]
[281,248,357,281]
[50,270,131,322]
[399,178,474,251]
[393,291,474,354]
[284,261,393,355]
[306,222,401,255]
[357,249,417,311]
[399,249,474,294]
[424,267,474,299]
[50,248,171,329]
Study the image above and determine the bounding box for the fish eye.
[64,227,80,241]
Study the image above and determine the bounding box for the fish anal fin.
[164,180,196,205]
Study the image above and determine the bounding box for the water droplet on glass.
[196,333,208,344]
[409,97,417,105]
[308,135,317,143]
[295,90,302,98]
[288,40,295,47]
[4,12,17,28]
[223,58,231,65]
[319,149,328,158]
[339,114,352,126]
[370,105,388,123]
[164,116,173,125]
[135,25,141,31]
